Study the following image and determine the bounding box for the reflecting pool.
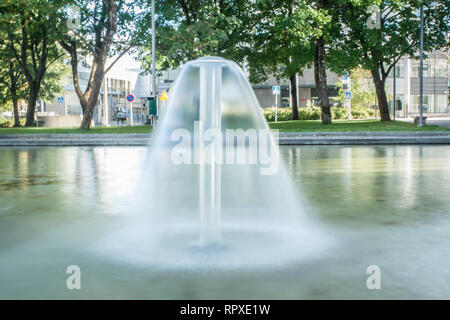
[0,145,449,299]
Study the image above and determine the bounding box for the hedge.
[262,106,376,122]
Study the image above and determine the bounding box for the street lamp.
[418,4,424,126]
[393,56,396,121]
[151,0,157,110]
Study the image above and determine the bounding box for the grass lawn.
[0,125,153,134]
[0,120,447,134]
[268,120,447,132]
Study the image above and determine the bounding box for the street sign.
[57,97,64,103]
[160,91,168,101]
[272,86,280,95]
[126,94,135,103]
[346,91,352,100]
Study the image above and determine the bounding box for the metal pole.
[419,5,424,126]
[393,57,396,121]
[103,78,109,126]
[347,76,352,120]
[275,92,278,122]
[151,0,157,116]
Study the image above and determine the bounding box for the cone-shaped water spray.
[97,57,329,269]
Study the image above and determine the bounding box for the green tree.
[141,0,248,72]
[1,0,64,126]
[246,0,339,124]
[310,0,337,124]
[336,68,377,108]
[244,0,316,121]
[58,0,146,129]
[329,0,449,121]
[0,36,27,126]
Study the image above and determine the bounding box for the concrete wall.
[37,115,83,127]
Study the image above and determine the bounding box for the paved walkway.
[397,117,450,129]
[1,132,450,146]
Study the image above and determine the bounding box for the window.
[411,59,432,77]
[435,95,448,113]
[388,63,403,78]
[411,94,449,113]
[411,95,429,113]
[434,58,448,77]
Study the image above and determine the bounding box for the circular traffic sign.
[126,94,135,103]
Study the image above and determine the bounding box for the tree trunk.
[8,61,21,127]
[79,57,106,129]
[370,68,391,121]
[314,36,332,125]
[25,85,39,126]
[289,74,299,120]
[60,0,117,130]
[12,96,20,127]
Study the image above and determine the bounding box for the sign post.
[343,74,352,120]
[160,91,168,114]
[272,85,280,122]
[126,93,135,126]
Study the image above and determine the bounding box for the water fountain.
[97,56,328,269]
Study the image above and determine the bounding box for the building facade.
[385,50,449,117]
[41,54,151,126]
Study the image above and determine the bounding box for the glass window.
[434,58,448,77]
[434,95,448,113]
[388,63,403,78]
[411,94,449,113]
[411,95,430,113]
[411,60,432,77]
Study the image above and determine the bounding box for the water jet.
[97,56,328,269]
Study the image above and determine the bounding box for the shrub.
[0,117,26,127]
[262,106,376,122]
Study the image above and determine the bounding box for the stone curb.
[1,132,450,146]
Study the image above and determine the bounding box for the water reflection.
[281,145,450,225]
[0,147,146,217]
[1,145,450,299]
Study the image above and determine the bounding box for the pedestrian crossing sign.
[272,86,280,95]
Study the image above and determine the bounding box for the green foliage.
[263,106,376,122]
[244,0,315,83]
[57,0,147,61]
[0,116,25,128]
[328,0,449,75]
[39,60,71,103]
[336,68,377,108]
[140,0,249,71]
[0,0,68,125]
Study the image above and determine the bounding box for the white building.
[41,54,151,126]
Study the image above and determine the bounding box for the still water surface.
[0,145,449,299]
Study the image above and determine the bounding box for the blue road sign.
[57,97,64,103]
[272,86,280,95]
[346,91,352,100]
